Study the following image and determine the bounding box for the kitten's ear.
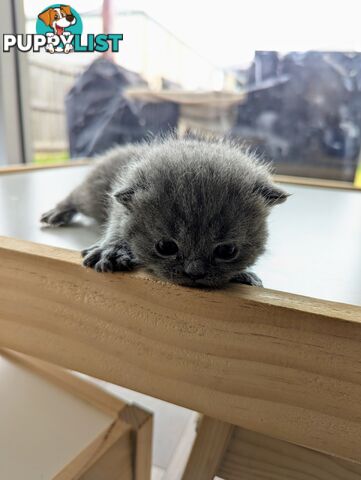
[253,182,289,206]
[114,176,148,209]
[114,187,136,207]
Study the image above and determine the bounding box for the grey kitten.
[41,138,288,288]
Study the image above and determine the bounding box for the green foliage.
[34,151,70,165]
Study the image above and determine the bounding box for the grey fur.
[41,137,288,288]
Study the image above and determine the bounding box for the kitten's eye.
[214,243,238,261]
[155,239,178,257]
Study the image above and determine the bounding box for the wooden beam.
[182,416,234,480]
[1,237,361,462]
[0,158,90,175]
[79,433,133,480]
[274,174,360,191]
[56,419,132,480]
[1,349,153,479]
[218,427,361,480]
[119,405,153,480]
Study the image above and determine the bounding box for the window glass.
[22,0,361,185]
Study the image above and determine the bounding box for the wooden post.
[182,416,234,480]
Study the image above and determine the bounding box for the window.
[2,0,361,186]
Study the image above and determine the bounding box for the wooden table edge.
[1,236,361,462]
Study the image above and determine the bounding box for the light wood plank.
[119,405,153,480]
[218,427,361,480]
[0,348,152,479]
[55,420,132,480]
[0,158,90,174]
[134,412,153,480]
[1,237,361,462]
[182,416,234,480]
[80,433,133,480]
[274,174,360,191]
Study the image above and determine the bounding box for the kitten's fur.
[41,137,288,288]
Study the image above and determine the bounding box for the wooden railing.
[1,236,361,466]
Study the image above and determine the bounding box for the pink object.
[102,0,115,61]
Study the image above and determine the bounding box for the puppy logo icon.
[3,4,123,54]
[37,4,82,54]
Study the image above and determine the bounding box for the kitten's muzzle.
[184,260,207,280]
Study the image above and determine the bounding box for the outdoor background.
[23,0,361,185]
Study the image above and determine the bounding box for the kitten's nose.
[184,261,206,280]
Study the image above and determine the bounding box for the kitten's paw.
[82,241,137,273]
[230,271,263,287]
[40,207,76,227]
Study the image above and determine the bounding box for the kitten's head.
[113,138,288,288]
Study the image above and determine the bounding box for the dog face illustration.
[38,5,76,35]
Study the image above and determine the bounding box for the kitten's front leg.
[82,200,141,273]
[82,240,139,273]
[230,271,263,287]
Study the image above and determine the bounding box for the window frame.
[0,0,32,166]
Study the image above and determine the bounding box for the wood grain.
[0,348,152,479]
[182,416,234,480]
[119,405,153,480]
[218,427,361,480]
[1,236,361,462]
[80,434,133,480]
[55,420,132,480]
[0,159,90,175]
[274,174,360,191]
